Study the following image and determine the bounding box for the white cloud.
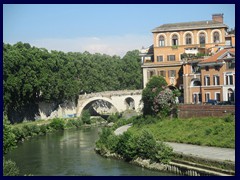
[28,34,152,57]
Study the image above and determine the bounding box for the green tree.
[142,76,167,115]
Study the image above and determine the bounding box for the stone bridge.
[38,90,143,119]
[76,90,143,117]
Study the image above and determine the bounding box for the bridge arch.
[124,97,135,110]
[77,96,121,117]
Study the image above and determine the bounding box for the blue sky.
[3,4,235,56]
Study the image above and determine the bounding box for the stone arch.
[77,97,120,117]
[211,29,222,43]
[190,78,201,86]
[125,97,135,110]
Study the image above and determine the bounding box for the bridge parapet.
[78,90,142,100]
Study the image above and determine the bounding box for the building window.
[185,33,192,44]
[204,76,210,86]
[167,55,175,61]
[205,66,209,71]
[215,92,221,101]
[157,56,163,62]
[214,66,220,71]
[228,89,234,102]
[159,35,165,47]
[205,93,210,102]
[168,70,176,77]
[199,32,206,44]
[193,93,202,104]
[225,74,234,85]
[158,70,166,77]
[191,64,200,73]
[226,61,235,69]
[147,70,155,80]
[213,75,220,85]
[213,32,220,43]
[172,35,178,46]
[191,79,201,86]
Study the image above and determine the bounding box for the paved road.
[114,124,235,162]
[165,142,235,162]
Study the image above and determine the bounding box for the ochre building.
[140,13,235,104]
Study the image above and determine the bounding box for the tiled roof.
[152,20,228,32]
[199,48,235,64]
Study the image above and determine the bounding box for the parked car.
[205,99,218,105]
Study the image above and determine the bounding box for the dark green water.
[5,127,177,176]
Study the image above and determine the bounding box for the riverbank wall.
[95,148,234,176]
[178,104,235,119]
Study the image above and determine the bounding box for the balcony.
[171,45,178,50]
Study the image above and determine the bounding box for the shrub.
[3,117,16,154]
[12,127,25,142]
[3,159,20,176]
[107,113,121,123]
[135,130,157,160]
[66,119,83,128]
[224,114,234,122]
[155,142,173,164]
[49,118,65,130]
[116,131,137,161]
[81,110,91,124]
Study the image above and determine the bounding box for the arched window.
[159,35,165,47]
[199,32,205,44]
[172,35,178,46]
[213,32,220,43]
[191,79,201,86]
[185,33,192,44]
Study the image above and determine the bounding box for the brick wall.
[178,104,235,119]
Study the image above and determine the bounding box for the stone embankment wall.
[178,105,235,119]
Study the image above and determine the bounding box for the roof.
[199,48,235,64]
[152,20,228,33]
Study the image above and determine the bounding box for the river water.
[5,127,177,176]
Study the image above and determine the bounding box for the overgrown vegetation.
[128,115,235,148]
[3,158,20,176]
[3,42,142,123]
[142,76,179,118]
[96,128,173,164]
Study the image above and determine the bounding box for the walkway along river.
[5,126,177,176]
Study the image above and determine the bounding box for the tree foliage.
[142,76,167,116]
[3,42,142,123]
[142,76,178,118]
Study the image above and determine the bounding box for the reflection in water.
[6,127,177,176]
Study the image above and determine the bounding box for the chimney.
[212,13,224,23]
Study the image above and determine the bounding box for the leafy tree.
[3,42,142,123]
[142,76,167,116]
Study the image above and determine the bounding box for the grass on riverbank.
[128,115,235,148]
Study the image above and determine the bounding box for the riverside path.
[114,124,235,162]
